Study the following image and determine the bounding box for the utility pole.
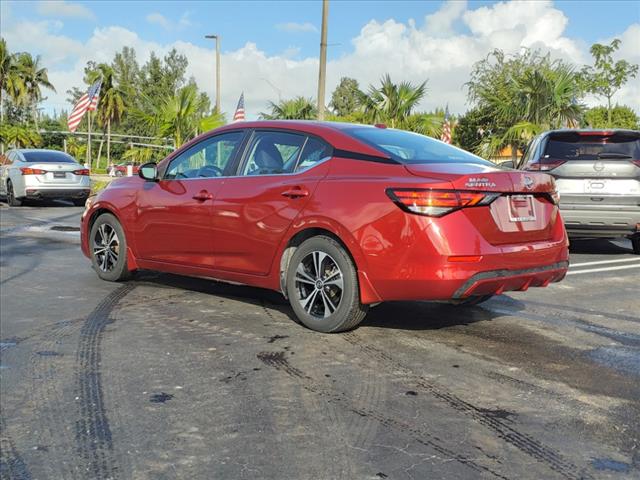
[205,34,221,114]
[317,0,329,120]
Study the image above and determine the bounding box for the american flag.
[232,92,245,122]
[67,79,102,132]
[440,105,452,144]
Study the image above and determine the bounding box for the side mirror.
[139,162,158,182]
[501,160,515,169]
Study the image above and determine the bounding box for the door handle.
[281,186,309,199]
[192,190,213,201]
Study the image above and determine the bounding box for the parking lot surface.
[1,203,639,479]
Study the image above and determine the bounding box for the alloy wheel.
[294,250,344,319]
[92,223,120,272]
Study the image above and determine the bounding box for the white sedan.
[0,149,91,206]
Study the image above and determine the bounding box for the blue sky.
[2,0,639,117]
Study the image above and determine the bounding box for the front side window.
[345,127,493,166]
[241,131,305,176]
[164,131,244,180]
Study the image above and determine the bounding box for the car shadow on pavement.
[359,297,524,331]
[569,237,633,255]
[131,270,525,332]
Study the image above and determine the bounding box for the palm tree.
[261,97,317,120]
[0,123,41,148]
[498,63,584,154]
[87,63,125,167]
[361,75,427,128]
[135,84,225,147]
[16,52,55,128]
[467,49,584,160]
[0,39,27,132]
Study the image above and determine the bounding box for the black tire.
[89,213,132,282]
[7,181,22,207]
[72,197,88,207]
[286,235,368,333]
[455,295,493,306]
[632,235,640,255]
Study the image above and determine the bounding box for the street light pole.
[205,34,221,114]
[317,0,329,120]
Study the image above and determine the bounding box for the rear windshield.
[345,127,493,166]
[544,132,640,161]
[22,151,77,163]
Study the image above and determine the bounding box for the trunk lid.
[25,162,85,185]
[404,163,558,245]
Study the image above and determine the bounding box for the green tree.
[0,123,41,148]
[87,63,125,167]
[135,83,225,147]
[260,97,317,120]
[467,49,584,160]
[361,74,427,128]
[581,39,639,127]
[1,38,27,126]
[454,107,495,153]
[16,52,55,128]
[584,105,639,130]
[330,77,363,117]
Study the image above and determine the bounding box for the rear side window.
[345,127,493,166]
[22,151,77,163]
[241,131,306,176]
[295,137,332,172]
[544,132,640,161]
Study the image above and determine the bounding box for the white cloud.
[146,12,170,29]
[146,11,193,30]
[424,0,467,37]
[276,22,318,33]
[36,0,95,20]
[2,1,638,119]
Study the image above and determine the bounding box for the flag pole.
[87,110,92,168]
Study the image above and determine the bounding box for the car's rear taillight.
[73,169,90,175]
[386,188,498,217]
[20,167,47,175]
[632,160,640,168]
[524,158,566,171]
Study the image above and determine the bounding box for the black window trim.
[162,129,248,180]
[233,128,334,177]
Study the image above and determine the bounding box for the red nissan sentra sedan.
[81,121,569,332]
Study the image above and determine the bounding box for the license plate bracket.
[508,194,536,222]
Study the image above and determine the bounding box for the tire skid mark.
[0,415,32,480]
[343,333,591,480]
[74,284,135,480]
[27,320,84,479]
[257,351,510,480]
[1,319,82,480]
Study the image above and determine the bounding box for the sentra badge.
[465,177,496,188]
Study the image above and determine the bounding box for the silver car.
[0,149,91,206]
[517,129,640,254]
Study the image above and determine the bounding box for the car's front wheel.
[286,235,368,333]
[89,213,132,282]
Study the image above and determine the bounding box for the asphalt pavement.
[1,202,639,480]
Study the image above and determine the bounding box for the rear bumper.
[23,188,90,199]
[451,261,568,298]
[560,205,640,237]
